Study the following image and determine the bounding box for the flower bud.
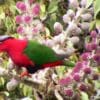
[15,15,22,24]
[93,54,100,64]
[63,14,71,23]
[67,22,78,36]
[73,73,81,82]
[23,15,32,23]
[92,73,99,80]
[17,26,24,34]
[80,22,90,31]
[54,22,63,34]
[16,2,27,12]
[80,0,87,7]
[83,67,92,74]
[59,76,72,86]
[71,62,84,75]
[70,36,80,45]
[90,31,97,38]
[28,0,35,4]
[67,9,75,18]
[64,88,74,97]
[81,13,92,22]
[6,78,19,91]
[32,3,40,16]
[0,67,8,76]
[91,42,97,50]
[79,83,88,92]
[43,39,54,47]
[69,0,79,9]
[85,43,92,51]
[81,52,90,61]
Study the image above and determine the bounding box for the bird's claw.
[20,71,31,78]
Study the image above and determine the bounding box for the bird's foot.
[20,71,31,78]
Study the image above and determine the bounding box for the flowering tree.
[0,0,100,99]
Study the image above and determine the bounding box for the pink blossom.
[71,62,84,75]
[32,27,38,34]
[81,52,90,61]
[64,88,74,97]
[32,3,40,16]
[23,15,32,23]
[85,43,92,51]
[17,26,24,34]
[93,54,100,65]
[28,0,35,4]
[16,2,27,12]
[59,76,72,86]
[90,30,97,38]
[79,83,88,92]
[73,73,81,82]
[15,15,22,24]
[83,67,92,74]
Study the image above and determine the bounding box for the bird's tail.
[56,54,75,67]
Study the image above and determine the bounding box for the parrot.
[0,35,71,77]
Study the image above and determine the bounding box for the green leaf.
[81,92,89,100]
[23,85,32,96]
[48,0,58,14]
[86,0,93,8]
[56,66,67,78]
[89,20,96,31]
[94,0,100,19]
[95,81,100,89]
[96,19,100,28]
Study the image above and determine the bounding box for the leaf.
[95,81,100,89]
[56,66,67,78]
[81,92,89,100]
[23,85,32,96]
[48,0,58,14]
[89,20,96,31]
[96,19,100,28]
[86,0,93,8]
[40,4,46,13]
[94,0,100,19]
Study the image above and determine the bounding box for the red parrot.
[0,35,72,77]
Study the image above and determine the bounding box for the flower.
[90,31,97,38]
[81,13,92,22]
[6,78,19,91]
[81,52,90,61]
[91,42,97,50]
[32,3,40,16]
[83,67,91,74]
[79,83,88,92]
[15,15,22,24]
[59,76,72,86]
[93,54,100,64]
[28,0,35,4]
[17,26,24,34]
[71,62,84,75]
[85,43,92,51]
[64,88,74,97]
[63,14,71,23]
[54,22,63,34]
[23,15,32,23]
[92,73,99,80]
[16,2,27,12]
[73,73,81,82]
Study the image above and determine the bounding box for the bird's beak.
[0,35,11,42]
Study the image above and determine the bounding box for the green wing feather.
[24,40,59,66]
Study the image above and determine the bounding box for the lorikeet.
[0,35,69,77]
